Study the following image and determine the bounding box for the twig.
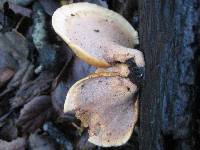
[14,16,25,31]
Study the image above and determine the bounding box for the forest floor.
[0,0,139,150]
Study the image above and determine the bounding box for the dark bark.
[107,0,138,20]
[139,0,199,150]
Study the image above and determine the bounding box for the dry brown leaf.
[0,138,26,150]
[43,122,73,150]
[0,31,29,65]
[29,133,57,150]
[0,118,18,140]
[17,96,53,134]
[39,0,59,16]
[7,2,32,17]
[51,57,95,115]
[0,31,34,98]
[51,81,68,115]
[66,57,96,85]
[0,33,18,70]
[10,72,54,108]
[0,67,15,88]
[76,131,96,150]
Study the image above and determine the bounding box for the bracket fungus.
[52,2,145,68]
[52,2,145,147]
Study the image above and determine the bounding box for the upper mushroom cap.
[52,2,144,67]
[64,72,138,147]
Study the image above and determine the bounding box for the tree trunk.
[107,0,138,20]
[139,0,199,150]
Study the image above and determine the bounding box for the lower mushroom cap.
[88,99,138,147]
[64,73,138,147]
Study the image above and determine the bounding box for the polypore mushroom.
[95,63,130,77]
[52,2,144,147]
[64,72,138,147]
[52,2,145,68]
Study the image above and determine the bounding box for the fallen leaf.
[51,81,68,115]
[0,31,29,62]
[29,133,57,150]
[66,57,96,85]
[74,0,108,7]
[9,0,35,7]
[17,96,53,134]
[39,0,59,16]
[7,2,32,17]
[76,131,96,150]
[0,137,26,150]
[51,57,95,115]
[10,72,53,108]
[0,35,18,70]
[43,122,73,150]
[0,67,15,88]
[0,31,33,98]
[0,118,18,140]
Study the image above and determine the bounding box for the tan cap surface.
[64,73,138,147]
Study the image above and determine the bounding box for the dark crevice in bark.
[107,0,138,20]
[162,133,176,150]
[192,0,200,148]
